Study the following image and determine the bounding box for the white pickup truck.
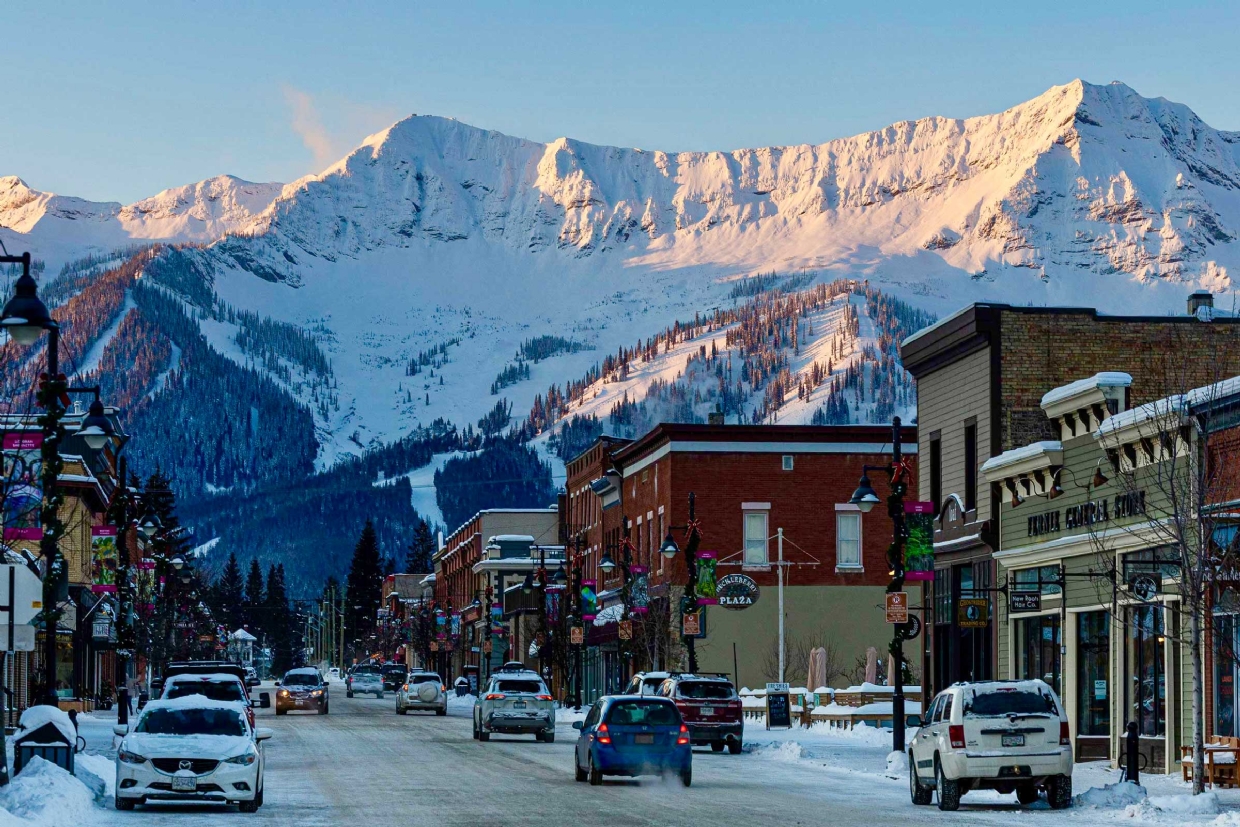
[346,665,384,699]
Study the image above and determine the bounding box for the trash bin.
[454,677,469,697]
[14,705,79,776]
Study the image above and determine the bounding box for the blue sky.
[3,1,1237,203]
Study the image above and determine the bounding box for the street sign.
[885,592,908,624]
[430,641,438,652]
[482,640,492,654]
[1010,591,1042,613]
[570,626,583,645]
[618,620,632,640]
[958,598,990,628]
[682,610,701,636]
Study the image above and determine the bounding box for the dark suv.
[382,663,408,692]
[657,673,743,754]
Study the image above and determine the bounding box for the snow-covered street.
[10,681,1238,827]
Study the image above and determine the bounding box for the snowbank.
[0,757,101,826]
[1144,792,1220,815]
[1074,780,1147,808]
[884,750,908,779]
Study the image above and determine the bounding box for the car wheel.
[711,742,724,752]
[935,758,961,812]
[728,740,742,755]
[436,706,447,716]
[588,754,603,786]
[238,798,259,813]
[543,731,554,744]
[115,797,136,811]
[376,692,384,699]
[472,719,479,740]
[574,755,587,783]
[397,705,407,715]
[347,691,353,698]
[276,707,287,716]
[534,731,544,742]
[910,756,933,805]
[681,766,692,788]
[1047,774,1072,809]
[1016,783,1039,805]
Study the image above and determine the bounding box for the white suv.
[909,680,1073,811]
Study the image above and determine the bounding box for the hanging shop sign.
[90,526,119,593]
[1010,591,1042,613]
[629,566,649,615]
[899,615,922,641]
[581,579,598,622]
[695,552,718,605]
[958,598,990,628]
[1129,573,1161,601]
[717,574,760,610]
[2,432,42,541]
[904,502,935,581]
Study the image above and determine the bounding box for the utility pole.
[777,527,785,683]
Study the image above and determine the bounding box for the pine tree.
[213,552,245,633]
[405,520,436,574]
[244,559,265,636]
[265,563,294,673]
[144,467,193,559]
[344,520,383,653]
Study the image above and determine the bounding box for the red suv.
[657,673,743,754]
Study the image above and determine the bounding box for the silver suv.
[397,671,447,716]
[473,667,555,742]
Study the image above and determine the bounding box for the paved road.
[93,683,1078,826]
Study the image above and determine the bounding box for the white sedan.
[114,696,272,812]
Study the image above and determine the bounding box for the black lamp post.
[849,416,912,753]
[108,454,144,726]
[660,492,702,673]
[1,250,69,707]
[600,525,634,684]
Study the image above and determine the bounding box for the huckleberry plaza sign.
[717,574,759,610]
[1027,490,1146,537]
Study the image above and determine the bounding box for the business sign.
[766,690,792,730]
[629,566,649,615]
[1027,490,1147,538]
[695,551,718,605]
[904,502,935,581]
[900,615,922,640]
[1130,573,1161,601]
[958,598,990,628]
[885,592,908,624]
[90,526,119,593]
[581,579,598,622]
[2,432,42,541]
[1010,591,1042,613]
[718,574,760,610]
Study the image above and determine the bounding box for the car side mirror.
[274,680,281,686]
[259,692,271,709]
[254,727,274,742]
[572,721,584,730]
[113,724,128,737]
[907,715,922,728]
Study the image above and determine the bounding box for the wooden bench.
[1182,736,1240,788]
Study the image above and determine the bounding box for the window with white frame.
[836,508,862,569]
[743,511,769,565]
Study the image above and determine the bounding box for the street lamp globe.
[849,474,882,513]
[521,571,533,594]
[598,550,616,572]
[77,398,114,450]
[139,512,162,538]
[171,556,186,571]
[0,263,52,347]
[659,532,679,560]
[552,566,567,585]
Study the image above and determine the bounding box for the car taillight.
[441,685,446,692]
[485,693,505,700]
[949,725,966,749]
[676,724,689,745]
[402,684,408,692]
[536,694,553,701]
[596,723,611,744]
[1059,721,1071,746]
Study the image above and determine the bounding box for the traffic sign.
[682,610,701,636]
[885,592,908,624]
[570,626,583,645]
[958,598,989,628]
[618,620,633,640]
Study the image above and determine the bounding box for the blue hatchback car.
[573,695,692,786]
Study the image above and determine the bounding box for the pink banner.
[2,431,43,541]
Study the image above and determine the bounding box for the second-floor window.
[964,421,978,512]
[930,434,942,509]
[836,509,862,569]
[743,511,768,565]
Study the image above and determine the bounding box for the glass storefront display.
[1017,614,1060,694]
[1077,612,1110,735]
[1215,614,1237,738]
[1128,605,1165,737]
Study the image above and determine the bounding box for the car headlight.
[279,689,289,697]
[311,689,322,697]
[118,747,147,765]
[224,749,258,766]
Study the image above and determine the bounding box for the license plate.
[1002,734,1025,747]
[635,734,654,745]
[513,701,526,708]
[701,707,715,716]
[172,775,197,792]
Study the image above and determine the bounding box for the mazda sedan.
[573,695,691,786]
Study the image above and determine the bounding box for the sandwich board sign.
[0,565,40,652]
[766,682,792,730]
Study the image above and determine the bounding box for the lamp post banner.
[545,588,561,624]
[450,612,461,636]
[90,526,119,593]
[629,566,649,615]
[695,552,718,605]
[2,431,43,541]
[581,579,598,622]
[904,502,935,581]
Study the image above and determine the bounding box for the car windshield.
[412,674,441,683]
[965,689,1058,717]
[137,707,246,736]
[383,665,405,674]
[165,681,246,703]
[677,681,734,700]
[353,666,379,676]
[495,680,542,694]
[605,701,680,726]
[283,672,320,686]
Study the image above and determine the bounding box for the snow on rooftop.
[980,441,1062,474]
[1040,372,1132,408]
[899,304,971,349]
[489,534,536,543]
[1097,375,1240,437]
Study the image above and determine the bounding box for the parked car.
[623,671,671,696]
[473,666,555,742]
[908,680,1073,811]
[275,668,329,715]
[113,697,272,811]
[162,672,255,729]
[397,671,447,715]
[347,665,384,699]
[243,667,259,687]
[573,696,692,786]
[153,661,250,699]
[381,663,408,692]
[657,673,743,753]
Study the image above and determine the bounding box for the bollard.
[1125,721,1140,786]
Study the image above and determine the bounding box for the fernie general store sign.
[1027,490,1146,538]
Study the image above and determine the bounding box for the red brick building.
[563,423,917,698]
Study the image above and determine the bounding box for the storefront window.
[1018,615,1061,694]
[1215,614,1236,738]
[1077,612,1110,736]
[1129,605,1165,737]
[1013,565,1062,595]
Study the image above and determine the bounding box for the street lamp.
[598,550,616,572]
[659,533,679,559]
[664,492,703,673]
[0,252,53,346]
[848,416,913,753]
[77,396,115,450]
[139,512,162,539]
